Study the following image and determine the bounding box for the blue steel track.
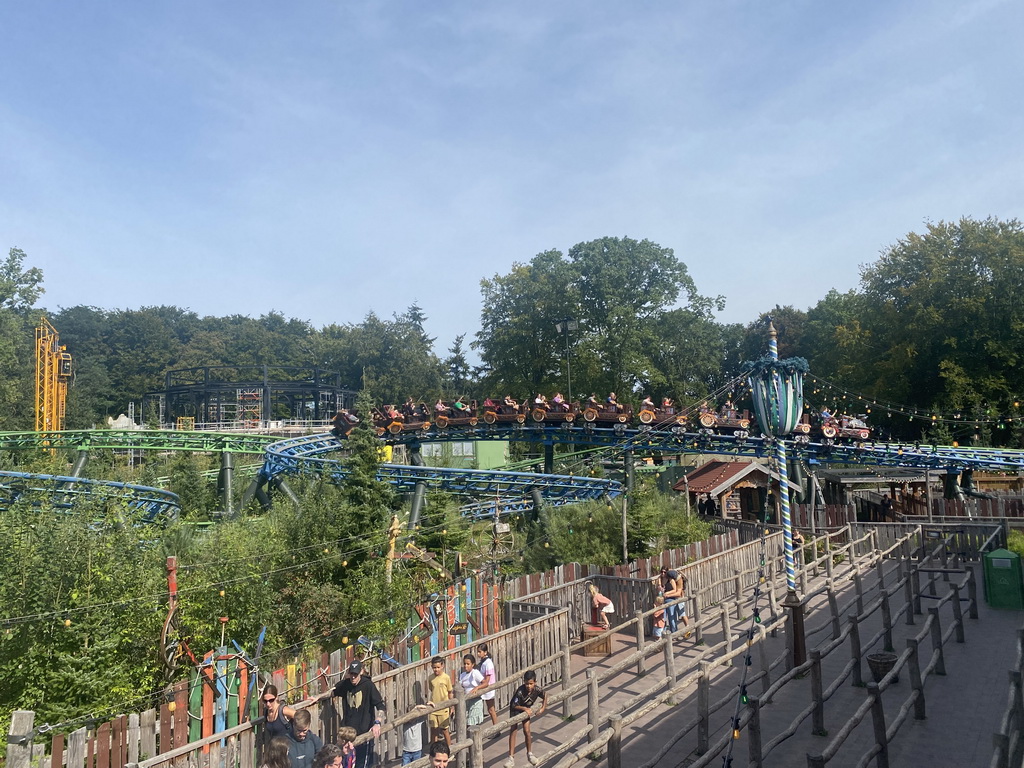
[4,422,1024,521]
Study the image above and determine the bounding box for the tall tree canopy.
[475,237,725,403]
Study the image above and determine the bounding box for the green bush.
[1007,529,1024,558]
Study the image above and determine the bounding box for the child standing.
[589,584,615,629]
[652,595,666,639]
[459,654,487,726]
[506,670,546,767]
[426,656,453,748]
[338,727,357,768]
[476,644,498,726]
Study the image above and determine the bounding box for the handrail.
[119,525,968,768]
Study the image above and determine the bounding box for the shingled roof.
[671,460,800,497]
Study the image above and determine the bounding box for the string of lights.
[806,373,1022,428]
[721,455,775,767]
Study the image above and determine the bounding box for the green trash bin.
[983,548,1024,610]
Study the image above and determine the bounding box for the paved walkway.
[469,557,1023,768]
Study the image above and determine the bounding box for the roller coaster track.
[0,430,278,522]
[3,423,1024,521]
[0,470,181,524]
[373,422,1024,472]
[259,433,621,514]
[0,430,278,454]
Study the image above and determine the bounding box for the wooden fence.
[990,622,1024,768]
[8,521,1003,768]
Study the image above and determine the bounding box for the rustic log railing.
[8,522,999,768]
[804,536,980,768]
[990,624,1024,768]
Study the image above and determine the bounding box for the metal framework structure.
[34,317,72,432]
[142,366,356,428]
[3,421,1024,522]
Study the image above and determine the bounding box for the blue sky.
[3,1,1021,356]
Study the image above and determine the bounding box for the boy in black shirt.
[504,670,546,767]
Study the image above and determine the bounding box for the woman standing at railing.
[261,684,296,739]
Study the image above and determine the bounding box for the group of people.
[259,643,546,768]
[362,391,681,424]
[588,570,691,640]
[652,566,691,639]
[260,664,417,768]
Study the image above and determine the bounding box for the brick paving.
[466,558,1023,768]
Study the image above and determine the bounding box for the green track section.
[0,430,279,454]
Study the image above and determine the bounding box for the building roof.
[671,459,800,496]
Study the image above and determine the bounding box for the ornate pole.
[767,323,807,666]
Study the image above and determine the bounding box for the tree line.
[4,216,1024,444]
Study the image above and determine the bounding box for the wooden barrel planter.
[866,651,898,684]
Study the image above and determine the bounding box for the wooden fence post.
[607,714,622,768]
[634,611,646,676]
[721,605,734,664]
[734,569,744,618]
[904,557,915,626]
[827,585,841,640]
[849,614,863,687]
[68,727,87,768]
[868,683,890,768]
[825,537,834,581]
[906,637,926,721]
[471,727,484,768]
[876,550,886,591]
[757,628,771,698]
[967,565,979,620]
[697,662,710,754]
[881,592,893,652]
[691,594,704,645]
[847,524,857,568]
[663,632,677,694]
[810,650,825,735]
[587,671,600,746]
[913,564,923,616]
[928,608,946,676]
[853,570,865,616]
[6,711,34,768]
[800,550,809,595]
[951,582,965,643]
[767,570,780,638]
[127,714,140,765]
[455,683,468,768]
[561,645,573,719]
[747,695,763,768]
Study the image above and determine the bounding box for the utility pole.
[384,514,402,584]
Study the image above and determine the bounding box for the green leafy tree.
[1,247,44,312]
[475,238,723,403]
[837,217,1024,441]
[474,250,578,397]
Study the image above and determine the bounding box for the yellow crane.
[35,317,72,432]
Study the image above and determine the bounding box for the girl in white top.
[459,654,487,726]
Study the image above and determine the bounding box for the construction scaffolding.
[34,317,72,432]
